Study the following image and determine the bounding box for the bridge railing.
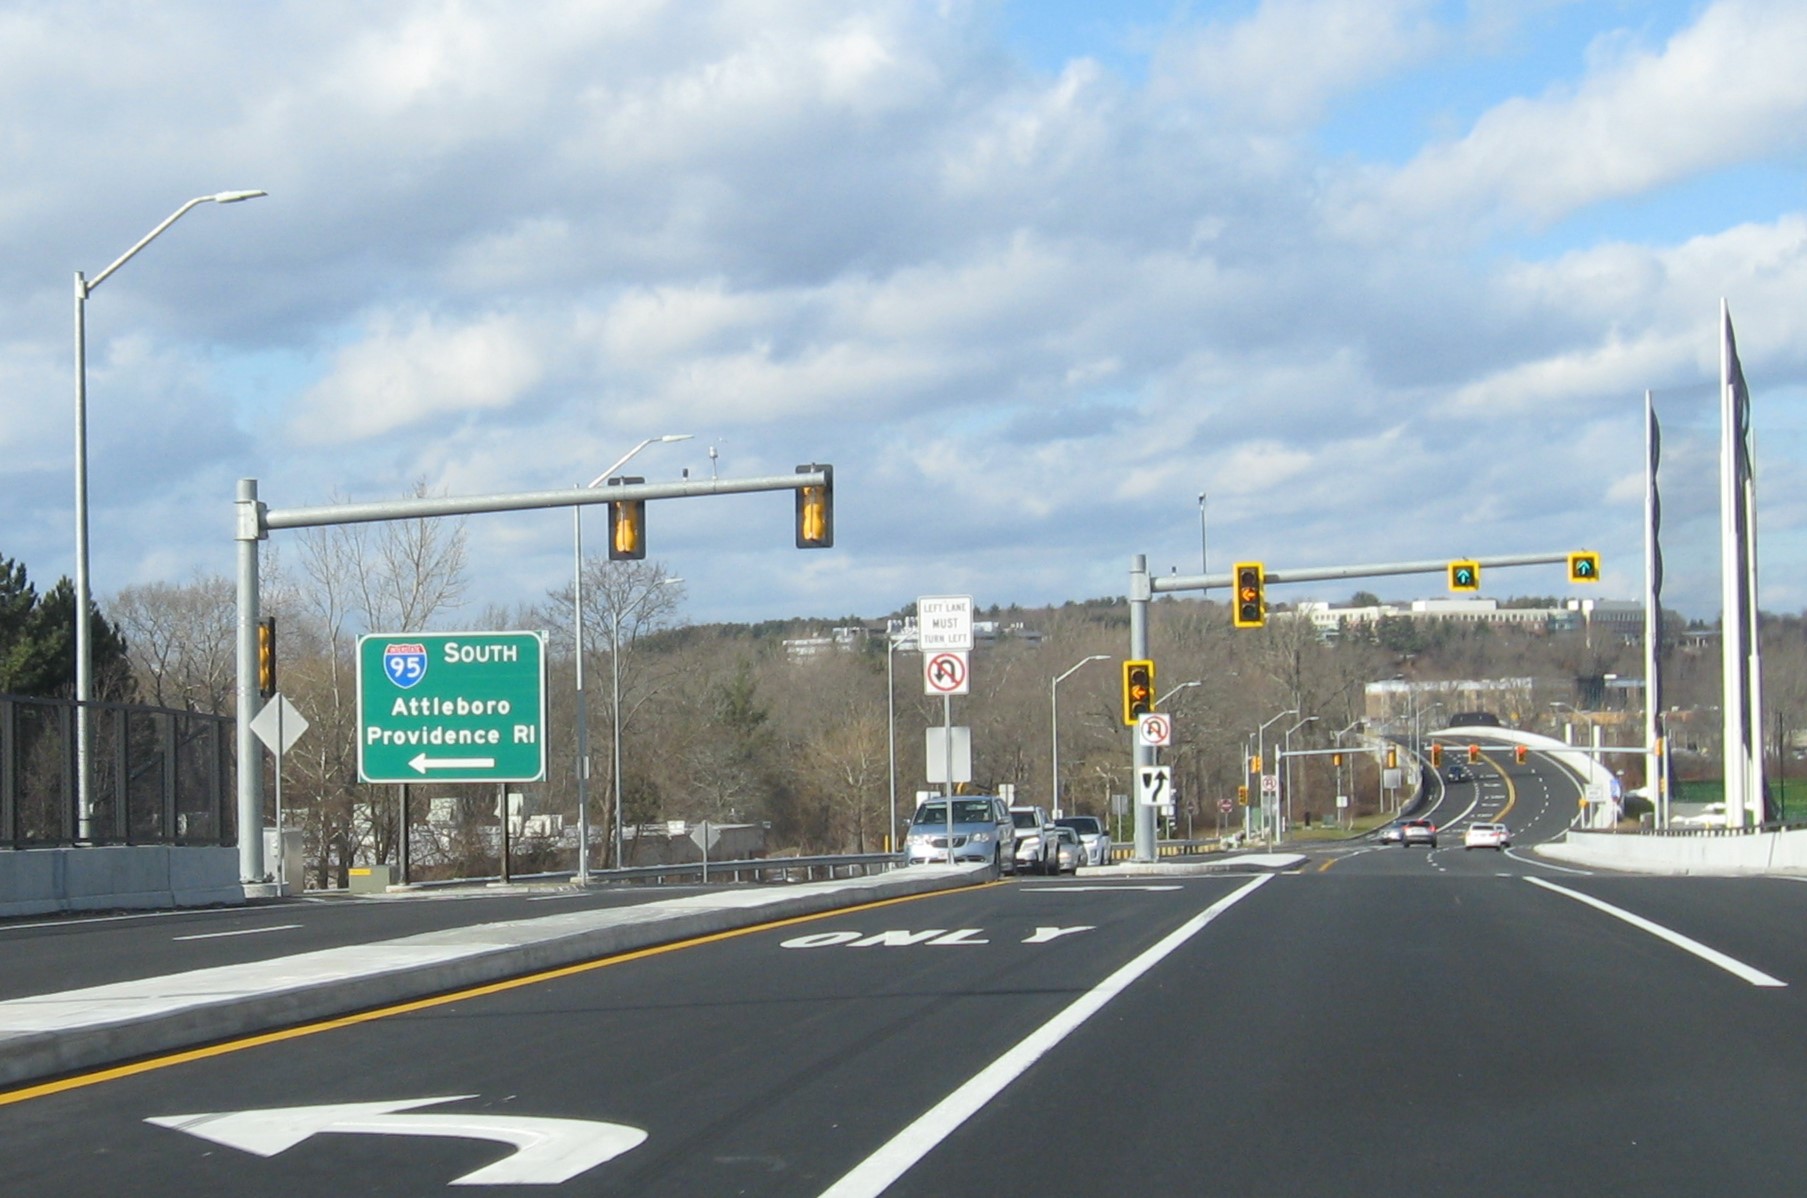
[1,693,234,849]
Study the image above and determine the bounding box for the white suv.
[1009,806,1058,875]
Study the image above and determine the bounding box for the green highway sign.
[357,631,546,783]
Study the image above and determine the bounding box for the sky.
[3,0,1805,631]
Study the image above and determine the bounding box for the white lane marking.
[815,874,1272,1198]
[173,924,303,942]
[1526,877,1787,987]
[148,1095,645,1185]
[1503,847,1590,875]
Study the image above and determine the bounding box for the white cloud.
[292,310,546,443]
[0,0,1801,627]
[1341,0,1807,233]
[1150,0,1445,129]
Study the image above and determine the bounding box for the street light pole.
[1283,715,1319,833]
[73,189,265,835]
[1255,708,1297,845]
[1050,654,1108,819]
[611,575,682,869]
[886,619,917,855]
[573,434,690,883]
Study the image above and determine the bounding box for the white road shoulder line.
[816,874,1273,1198]
[173,924,303,942]
[1526,877,1786,987]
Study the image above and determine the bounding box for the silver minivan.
[903,795,1017,873]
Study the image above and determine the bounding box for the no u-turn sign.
[924,651,970,695]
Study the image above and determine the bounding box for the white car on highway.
[1463,822,1510,850]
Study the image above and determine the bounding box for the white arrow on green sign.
[357,631,546,784]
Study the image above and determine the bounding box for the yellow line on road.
[0,883,990,1108]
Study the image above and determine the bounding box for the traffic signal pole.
[234,469,831,887]
[1128,555,1157,861]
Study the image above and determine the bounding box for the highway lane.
[12,862,1807,1195]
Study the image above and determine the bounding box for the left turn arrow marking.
[147,1095,647,1186]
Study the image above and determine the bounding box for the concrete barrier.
[1536,827,1807,876]
[0,846,242,919]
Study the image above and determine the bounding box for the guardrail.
[1108,839,1224,861]
[384,852,904,891]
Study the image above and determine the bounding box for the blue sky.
[2,0,1803,630]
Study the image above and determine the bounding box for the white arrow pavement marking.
[408,753,498,774]
[146,1096,648,1186]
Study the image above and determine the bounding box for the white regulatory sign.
[1136,765,1172,808]
[916,595,974,652]
[923,651,970,696]
[1137,712,1172,747]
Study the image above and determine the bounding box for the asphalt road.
[10,745,1807,1195]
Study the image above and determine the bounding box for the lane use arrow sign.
[147,1095,647,1186]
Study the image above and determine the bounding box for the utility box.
[348,864,392,893]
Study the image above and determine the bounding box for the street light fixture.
[74,189,266,833]
[1158,679,1202,706]
[573,434,690,882]
[1050,655,1109,819]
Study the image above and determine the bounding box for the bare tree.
[273,485,470,887]
[111,574,236,713]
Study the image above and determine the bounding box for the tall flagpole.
[1720,300,1760,828]
[1644,392,1667,828]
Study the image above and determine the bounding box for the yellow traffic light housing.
[1386,745,1398,769]
[1449,560,1480,592]
[1122,659,1155,726]
[1515,744,1528,764]
[1250,754,1262,774]
[1237,784,1249,805]
[1468,743,1481,763]
[1232,562,1265,629]
[607,476,646,561]
[1568,550,1601,583]
[795,464,834,549]
[256,616,276,699]
[1429,743,1442,767]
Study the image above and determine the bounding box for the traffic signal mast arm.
[1150,551,1589,597]
[257,470,833,533]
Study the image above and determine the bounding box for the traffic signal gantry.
[607,463,837,559]
[1122,659,1155,726]
[1200,551,1605,630]
[232,463,835,886]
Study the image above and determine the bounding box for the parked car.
[1464,822,1510,850]
[1009,805,1058,875]
[1053,815,1111,866]
[1051,826,1084,874]
[1400,819,1438,848]
[903,796,1016,872]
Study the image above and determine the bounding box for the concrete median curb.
[0,864,986,1090]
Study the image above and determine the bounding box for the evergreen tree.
[0,554,134,700]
